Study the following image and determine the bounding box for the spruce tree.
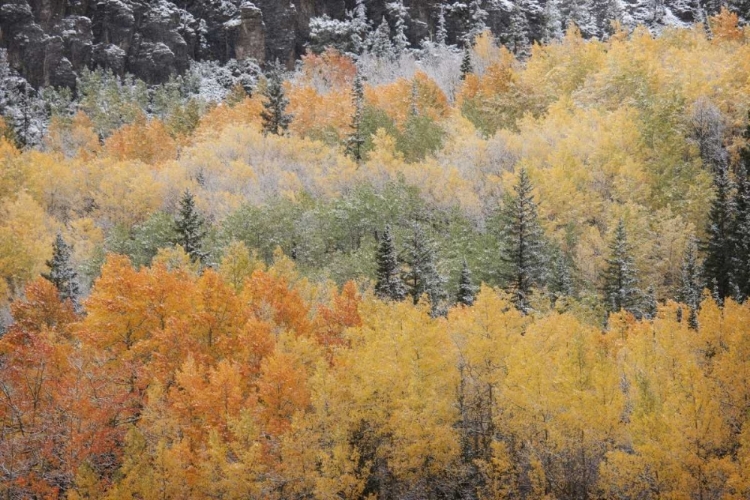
[369,17,395,59]
[733,115,750,300]
[465,0,489,46]
[702,163,736,301]
[261,61,292,136]
[549,250,574,305]
[375,225,407,301]
[679,236,704,311]
[349,0,371,55]
[436,4,449,46]
[175,189,208,263]
[457,258,478,307]
[603,220,642,317]
[507,4,532,59]
[644,285,658,320]
[387,0,410,56]
[499,167,546,312]
[42,233,81,310]
[345,71,366,162]
[401,221,447,315]
[460,48,473,80]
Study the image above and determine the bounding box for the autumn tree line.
[2,9,750,499]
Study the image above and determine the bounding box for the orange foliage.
[296,48,357,92]
[365,71,450,127]
[104,115,177,165]
[193,96,264,139]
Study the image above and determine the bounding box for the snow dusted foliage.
[418,42,464,102]
[387,0,411,56]
[309,15,359,54]
[368,17,396,59]
[690,97,729,174]
[185,58,261,103]
[603,219,642,317]
[0,50,47,147]
[357,50,419,86]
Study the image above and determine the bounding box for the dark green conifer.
[42,233,81,310]
[702,163,736,301]
[174,189,208,263]
[261,61,293,136]
[456,258,478,307]
[375,225,407,301]
[603,220,641,317]
[499,168,546,312]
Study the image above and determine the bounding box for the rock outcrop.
[1,0,745,89]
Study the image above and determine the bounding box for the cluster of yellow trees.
[1,12,750,300]
[2,249,750,499]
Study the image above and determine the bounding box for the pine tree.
[543,0,564,41]
[679,236,704,310]
[349,0,371,55]
[702,163,736,301]
[375,225,407,301]
[387,0,410,56]
[733,114,750,300]
[369,17,395,59]
[436,4,449,46]
[456,259,478,306]
[42,233,81,311]
[345,71,366,162]
[460,47,473,80]
[261,61,292,136]
[603,220,642,317]
[465,0,489,46]
[644,285,658,320]
[401,221,447,315]
[549,250,574,304]
[508,4,532,59]
[175,189,208,263]
[499,168,546,312]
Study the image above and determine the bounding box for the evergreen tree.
[175,189,208,263]
[644,285,658,320]
[436,4,449,46]
[42,233,81,310]
[401,221,447,315]
[507,4,532,59]
[465,0,489,46]
[549,250,574,304]
[702,163,736,301]
[543,0,564,41]
[733,115,750,300]
[369,17,395,59]
[345,71,366,162]
[603,220,642,317]
[460,47,473,80]
[261,61,292,136]
[349,0,371,55]
[499,168,546,312]
[375,225,407,301]
[456,258,478,307]
[679,236,704,311]
[387,0,410,56]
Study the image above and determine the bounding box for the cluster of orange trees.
[2,250,750,498]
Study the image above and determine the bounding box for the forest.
[2,5,750,499]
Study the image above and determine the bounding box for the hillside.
[1,6,750,500]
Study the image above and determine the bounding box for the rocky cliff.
[0,0,744,89]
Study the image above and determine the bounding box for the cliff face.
[0,0,726,89]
